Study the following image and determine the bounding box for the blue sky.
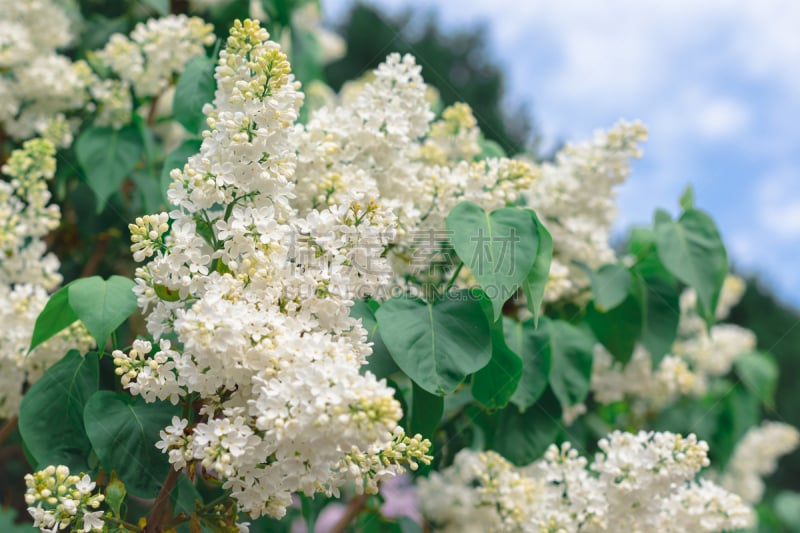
[323,0,800,309]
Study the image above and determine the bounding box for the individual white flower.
[81,510,104,532]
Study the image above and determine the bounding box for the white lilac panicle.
[0,0,91,143]
[0,139,93,419]
[128,19,430,518]
[525,120,648,303]
[95,14,215,99]
[590,275,755,415]
[720,421,800,504]
[292,55,537,286]
[25,465,106,532]
[419,431,753,532]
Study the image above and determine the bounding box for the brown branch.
[170,0,189,15]
[144,467,181,533]
[0,415,18,447]
[0,126,7,166]
[80,233,111,278]
[146,94,161,127]
[329,493,369,533]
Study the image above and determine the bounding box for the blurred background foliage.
[324,3,536,157]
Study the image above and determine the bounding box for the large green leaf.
[628,226,656,258]
[0,507,36,533]
[19,351,99,472]
[28,282,78,352]
[654,208,728,327]
[735,351,778,409]
[476,136,506,160]
[410,383,444,438]
[375,290,492,395]
[141,0,168,15]
[290,25,323,85]
[628,227,675,284]
[585,294,642,365]
[171,474,203,518]
[493,389,562,466]
[173,56,216,134]
[130,169,166,214]
[774,491,800,532]
[351,299,398,379]
[546,319,594,411]
[83,391,179,497]
[75,125,144,213]
[68,276,137,349]
[503,317,550,411]
[446,202,538,320]
[521,210,553,326]
[712,384,759,469]
[632,272,680,364]
[581,262,631,312]
[471,301,522,410]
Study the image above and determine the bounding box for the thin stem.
[104,515,143,532]
[146,94,160,127]
[0,415,19,447]
[144,467,181,533]
[329,493,369,533]
[442,261,464,296]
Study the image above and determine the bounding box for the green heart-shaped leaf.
[84,391,179,497]
[376,290,491,395]
[446,202,538,320]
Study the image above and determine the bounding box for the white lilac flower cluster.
[24,465,105,532]
[590,275,755,413]
[419,431,753,533]
[720,420,800,504]
[0,0,92,145]
[0,139,93,419]
[1,3,214,141]
[92,14,215,129]
[524,120,648,302]
[292,57,537,287]
[120,20,430,519]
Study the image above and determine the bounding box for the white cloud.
[756,170,800,241]
[694,98,751,141]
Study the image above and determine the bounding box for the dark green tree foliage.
[728,278,800,492]
[325,3,534,155]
